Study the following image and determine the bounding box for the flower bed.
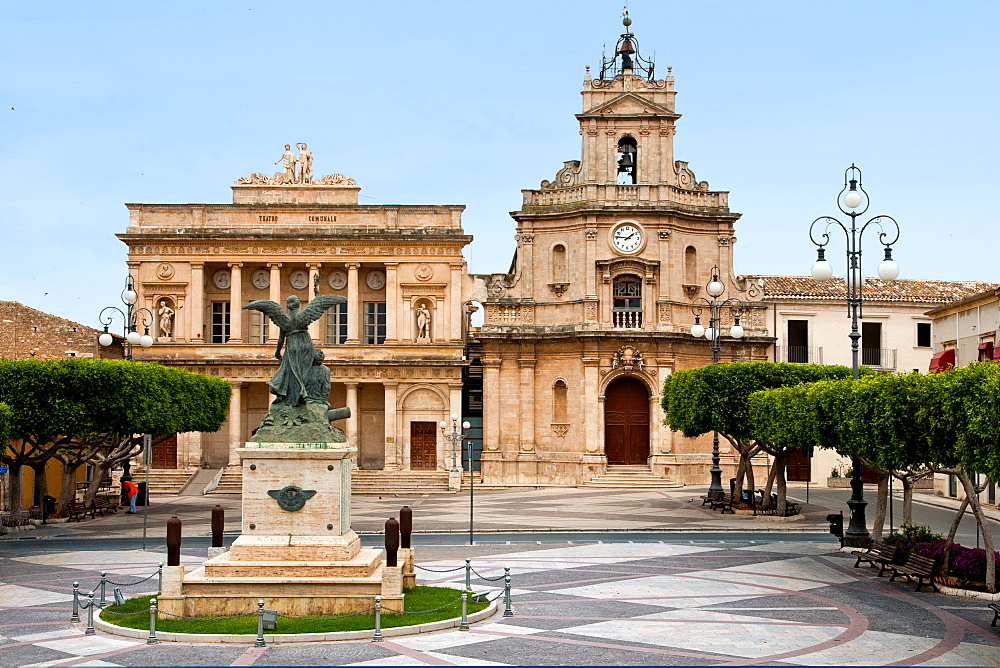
[884,524,999,592]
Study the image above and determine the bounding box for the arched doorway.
[604,377,650,465]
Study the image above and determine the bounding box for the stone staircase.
[352,470,453,494]
[130,467,197,495]
[581,465,684,489]
[209,468,243,494]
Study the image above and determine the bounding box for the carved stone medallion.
[327,270,347,290]
[366,271,386,290]
[156,263,174,280]
[213,270,231,290]
[266,484,317,512]
[251,269,270,290]
[289,270,309,290]
[414,263,434,282]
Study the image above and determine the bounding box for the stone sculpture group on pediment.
[235,143,358,187]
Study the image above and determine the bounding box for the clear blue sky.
[3,1,998,329]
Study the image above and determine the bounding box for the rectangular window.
[862,322,882,367]
[364,302,386,344]
[325,302,348,344]
[211,302,231,343]
[786,319,809,363]
[916,322,931,348]
[248,310,269,344]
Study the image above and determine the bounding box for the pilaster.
[228,262,243,343]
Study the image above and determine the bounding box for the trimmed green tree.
[661,361,858,510]
[0,359,230,518]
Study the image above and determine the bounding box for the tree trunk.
[957,471,996,593]
[871,469,890,542]
[774,452,788,515]
[900,476,913,526]
[30,462,49,518]
[6,462,23,521]
[943,494,969,573]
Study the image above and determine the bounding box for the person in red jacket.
[122,476,138,514]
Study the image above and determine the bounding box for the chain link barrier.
[413,564,466,573]
[380,593,465,615]
[470,568,506,581]
[156,609,258,621]
[273,605,376,622]
[105,571,158,587]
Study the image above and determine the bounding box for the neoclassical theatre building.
[120,21,770,489]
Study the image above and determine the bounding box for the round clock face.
[612,224,643,253]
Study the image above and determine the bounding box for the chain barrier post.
[211,504,224,548]
[503,570,513,617]
[158,563,164,593]
[385,517,399,567]
[465,558,471,591]
[459,589,470,631]
[99,572,107,605]
[71,581,80,622]
[84,592,96,635]
[254,600,266,647]
[147,598,158,644]
[372,596,383,642]
[167,516,182,566]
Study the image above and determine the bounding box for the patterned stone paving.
[2,540,998,666]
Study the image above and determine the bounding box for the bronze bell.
[617,152,635,171]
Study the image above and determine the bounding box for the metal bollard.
[71,582,80,622]
[166,516,182,566]
[459,589,470,631]
[85,592,96,635]
[465,558,471,591]
[255,600,266,647]
[99,572,107,605]
[503,570,513,617]
[147,598,158,644]
[385,518,399,567]
[157,563,163,594]
[400,506,412,549]
[211,504,224,548]
[372,596,383,642]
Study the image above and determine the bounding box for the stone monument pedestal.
[158,443,403,618]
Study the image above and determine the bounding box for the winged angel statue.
[243,294,346,406]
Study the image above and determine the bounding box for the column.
[189,262,204,341]
[483,359,501,451]
[450,263,463,341]
[384,263,398,343]
[228,262,243,343]
[584,359,600,454]
[174,295,187,343]
[448,384,463,469]
[227,382,244,465]
[383,382,398,470]
[518,358,535,452]
[345,382,359,448]
[434,297,445,342]
[267,263,282,342]
[346,263,360,344]
[307,263,322,342]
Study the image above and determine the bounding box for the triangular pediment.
[577,93,679,119]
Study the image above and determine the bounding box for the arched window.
[616,136,637,184]
[553,379,568,424]
[685,246,698,285]
[612,274,642,328]
[552,244,567,283]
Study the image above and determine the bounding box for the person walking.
[122,476,139,514]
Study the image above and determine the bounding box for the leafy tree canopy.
[0,358,230,439]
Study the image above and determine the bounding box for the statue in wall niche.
[158,300,174,337]
[275,144,297,184]
[415,305,431,341]
[297,142,313,183]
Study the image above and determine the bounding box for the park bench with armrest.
[888,553,940,592]
[852,540,899,577]
[66,501,94,522]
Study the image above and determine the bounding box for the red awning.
[929,349,956,373]
[993,345,1000,362]
[978,341,995,362]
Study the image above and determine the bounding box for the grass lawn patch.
[99,587,489,634]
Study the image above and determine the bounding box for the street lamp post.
[808,164,900,548]
[98,275,155,360]
[689,265,746,494]
[439,414,471,474]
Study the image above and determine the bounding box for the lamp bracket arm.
[809,216,845,247]
[859,214,900,247]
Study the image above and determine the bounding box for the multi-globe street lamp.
[98,275,155,360]
[439,414,471,474]
[808,164,900,547]
[690,265,746,494]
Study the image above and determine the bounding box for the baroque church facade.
[118,20,819,488]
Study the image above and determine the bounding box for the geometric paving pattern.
[2,541,999,666]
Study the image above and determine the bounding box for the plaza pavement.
[2,486,1000,666]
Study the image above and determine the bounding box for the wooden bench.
[700,490,724,506]
[66,501,94,522]
[710,494,735,514]
[852,540,899,576]
[989,603,1000,627]
[888,553,940,592]
[94,495,119,515]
